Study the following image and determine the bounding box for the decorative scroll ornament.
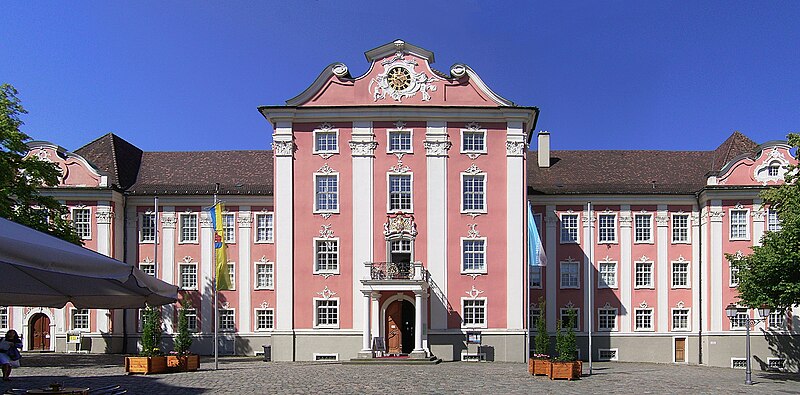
[258,256,270,263]
[35,148,52,162]
[732,250,745,260]
[331,63,348,77]
[317,163,336,174]
[161,215,177,228]
[675,255,686,262]
[182,256,194,263]
[564,301,575,309]
[465,121,482,131]
[273,140,295,157]
[639,301,649,309]
[389,160,411,173]
[394,121,406,130]
[319,224,334,239]
[349,141,378,156]
[423,140,452,156]
[221,301,230,309]
[260,301,271,309]
[369,53,438,102]
[619,216,633,226]
[466,285,484,298]
[752,209,766,221]
[467,223,481,239]
[317,286,337,300]
[638,255,651,262]
[602,302,613,309]
[656,215,669,226]
[709,210,725,221]
[506,141,526,156]
[320,213,332,220]
[754,148,790,185]
[142,257,153,264]
[238,214,252,227]
[599,255,613,263]
[676,301,685,308]
[464,164,484,175]
[383,213,417,237]
[95,210,113,224]
[734,202,745,210]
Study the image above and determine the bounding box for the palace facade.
[5,40,798,371]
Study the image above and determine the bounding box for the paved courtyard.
[1,354,798,394]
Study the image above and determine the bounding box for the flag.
[527,202,546,267]
[209,202,231,290]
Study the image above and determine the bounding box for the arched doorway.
[385,299,415,355]
[29,313,51,351]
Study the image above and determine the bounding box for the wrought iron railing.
[366,261,425,281]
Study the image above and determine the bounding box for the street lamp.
[725,303,770,385]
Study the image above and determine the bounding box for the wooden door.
[674,338,686,363]
[386,301,403,355]
[31,314,51,351]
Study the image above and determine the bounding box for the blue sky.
[3,1,799,152]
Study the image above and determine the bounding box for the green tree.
[140,305,163,357]
[0,84,80,244]
[533,297,550,357]
[554,309,577,362]
[729,133,799,313]
[174,301,193,355]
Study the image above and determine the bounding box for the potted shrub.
[549,309,581,380]
[168,302,199,372]
[125,305,168,374]
[530,298,551,376]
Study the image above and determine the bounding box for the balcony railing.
[365,261,425,281]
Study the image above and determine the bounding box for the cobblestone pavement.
[1,354,798,395]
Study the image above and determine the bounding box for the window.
[598,261,617,288]
[767,209,781,232]
[314,239,339,274]
[730,308,748,329]
[461,129,486,153]
[72,308,89,331]
[314,129,338,153]
[560,214,579,243]
[672,261,689,288]
[185,308,197,332]
[635,262,653,288]
[768,358,786,371]
[768,165,780,177]
[179,264,198,290]
[672,214,690,243]
[227,263,236,290]
[768,310,786,329]
[598,308,617,331]
[388,174,412,212]
[672,309,689,331]
[530,308,541,330]
[255,262,274,289]
[461,239,486,274]
[222,213,235,243]
[179,213,198,243]
[218,308,235,331]
[388,130,412,152]
[598,349,618,361]
[137,309,146,332]
[140,212,156,242]
[729,264,739,287]
[255,309,274,331]
[560,308,580,330]
[255,213,274,243]
[634,214,652,243]
[635,309,653,331]
[560,261,579,289]
[72,208,91,239]
[730,209,749,240]
[530,266,542,288]
[731,358,747,369]
[139,262,156,277]
[462,174,486,212]
[315,175,339,212]
[0,307,7,329]
[463,299,487,327]
[315,299,339,327]
[598,214,616,243]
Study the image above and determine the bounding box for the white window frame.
[635,261,654,289]
[313,298,340,328]
[559,308,580,331]
[731,358,747,369]
[729,208,750,241]
[768,310,786,330]
[254,212,275,243]
[0,307,8,330]
[139,212,157,243]
[530,307,541,330]
[597,307,617,332]
[598,261,617,289]
[222,213,236,244]
[254,308,274,332]
[218,308,235,332]
[729,264,740,287]
[179,263,198,290]
[314,173,339,214]
[530,265,542,289]
[767,209,781,232]
[671,260,690,289]
[71,308,90,331]
[634,308,654,331]
[386,173,413,213]
[597,213,617,244]
[460,127,487,155]
[767,357,786,371]
[460,173,487,214]
[139,262,156,277]
[71,207,92,240]
[598,348,619,361]
[730,307,749,330]
[312,127,339,155]
[185,308,198,332]
[227,262,236,290]
[313,238,340,275]
[671,213,691,244]
[560,260,580,289]
[386,128,413,154]
[178,212,199,244]
[460,237,487,275]
[461,297,488,329]
[634,213,653,244]
[559,213,580,244]
[254,261,274,290]
[671,308,691,332]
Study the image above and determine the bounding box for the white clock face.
[387,67,411,91]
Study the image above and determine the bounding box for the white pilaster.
[583,203,593,333]
[124,205,138,335]
[361,292,372,353]
[351,121,375,331]
[619,205,633,332]
[95,201,113,333]
[506,121,525,330]
[162,207,177,334]
[752,198,765,247]
[691,208,701,333]
[656,205,669,332]
[200,210,213,334]
[371,293,380,340]
[274,122,295,331]
[413,290,424,353]
[709,200,724,332]
[545,206,557,333]
[426,120,450,330]
[238,207,252,333]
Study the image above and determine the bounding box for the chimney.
[537,131,550,168]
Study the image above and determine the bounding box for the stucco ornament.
[369,52,438,102]
[383,213,417,237]
[349,141,378,156]
[423,140,451,156]
[273,140,295,157]
[753,147,790,185]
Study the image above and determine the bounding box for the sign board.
[466,331,481,344]
[372,336,386,353]
[66,330,82,344]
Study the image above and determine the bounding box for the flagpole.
[154,196,158,279]
[525,201,531,363]
[213,183,219,370]
[587,201,593,376]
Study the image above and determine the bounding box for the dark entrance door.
[385,300,415,355]
[30,313,50,351]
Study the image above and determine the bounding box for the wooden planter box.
[532,359,551,376]
[167,354,200,372]
[125,356,168,374]
[548,360,582,380]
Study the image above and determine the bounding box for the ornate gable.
[24,142,107,188]
[714,143,796,186]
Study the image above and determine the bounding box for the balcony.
[363,261,427,283]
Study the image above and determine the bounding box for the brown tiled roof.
[711,131,759,172]
[127,151,274,195]
[74,133,143,189]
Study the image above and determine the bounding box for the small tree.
[174,302,193,356]
[555,309,577,362]
[534,297,549,357]
[140,305,163,357]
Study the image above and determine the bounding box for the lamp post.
[725,303,770,385]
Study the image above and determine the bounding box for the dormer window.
[768,165,780,177]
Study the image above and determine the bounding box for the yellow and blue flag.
[528,202,546,267]
[209,202,231,290]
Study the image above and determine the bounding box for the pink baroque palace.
[7,40,798,370]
